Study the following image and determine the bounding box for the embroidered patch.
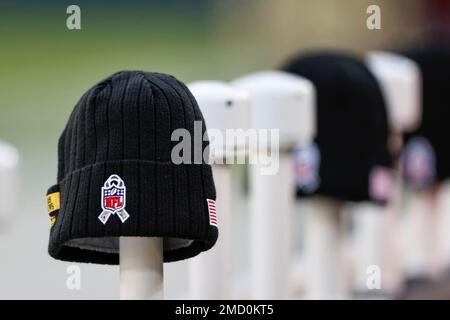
[46,192,60,226]
[403,136,436,189]
[47,192,60,214]
[293,143,321,194]
[99,175,129,224]
[369,166,394,203]
[206,199,217,226]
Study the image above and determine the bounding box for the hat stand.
[0,140,19,221]
[189,164,232,299]
[350,52,422,296]
[120,237,164,299]
[187,81,250,299]
[303,196,348,299]
[434,180,450,274]
[402,189,437,281]
[248,151,294,299]
[232,71,315,299]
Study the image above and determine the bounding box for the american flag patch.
[206,199,217,226]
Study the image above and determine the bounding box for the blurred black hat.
[284,52,393,204]
[402,45,450,189]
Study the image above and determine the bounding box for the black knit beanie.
[46,71,218,264]
[283,53,393,204]
[402,45,450,189]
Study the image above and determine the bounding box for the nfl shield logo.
[102,183,126,213]
[403,136,436,189]
[293,143,321,194]
[99,175,130,224]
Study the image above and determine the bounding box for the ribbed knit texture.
[47,71,218,264]
[283,53,392,203]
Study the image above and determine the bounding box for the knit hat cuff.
[47,159,218,264]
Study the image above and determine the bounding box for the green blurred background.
[0,0,424,146]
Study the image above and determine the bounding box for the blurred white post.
[248,152,293,299]
[351,203,385,294]
[367,52,421,134]
[190,165,232,298]
[188,81,250,299]
[120,237,164,299]
[352,52,421,295]
[232,71,315,299]
[402,189,437,280]
[435,181,450,273]
[304,197,345,299]
[0,140,19,220]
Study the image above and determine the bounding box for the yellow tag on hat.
[47,192,60,215]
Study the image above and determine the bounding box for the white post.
[435,181,450,273]
[249,152,293,299]
[232,71,315,299]
[351,203,386,295]
[0,140,19,220]
[120,237,164,300]
[190,165,232,299]
[367,52,421,133]
[350,52,422,296]
[187,81,250,299]
[402,189,437,280]
[304,197,346,299]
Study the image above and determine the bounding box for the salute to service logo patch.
[403,136,436,189]
[99,175,130,224]
[293,143,321,194]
